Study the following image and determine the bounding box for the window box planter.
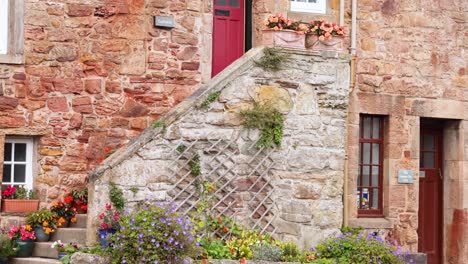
[305,34,345,51]
[261,29,306,49]
[1,199,39,213]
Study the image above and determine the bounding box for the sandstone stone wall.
[88,48,351,248]
[345,0,467,262]
[0,0,212,206]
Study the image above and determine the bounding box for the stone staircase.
[11,214,88,264]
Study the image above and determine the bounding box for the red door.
[418,126,443,264]
[212,0,244,77]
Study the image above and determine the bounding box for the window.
[0,0,24,64]
[2,138,33,190]
[290,0,326,14]
[357,115,384,216]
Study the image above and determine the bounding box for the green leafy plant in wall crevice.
[254,47,290,71]
[240,103,285,149]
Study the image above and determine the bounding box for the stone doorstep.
[32,242,59,259]
[50,227,87,245]
[12,257,61,264]
[70,214,88,228]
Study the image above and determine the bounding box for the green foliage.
[199,238,232,260]
[130,186,139,196]
[254,47,289,71]
[26,208,58,231]
[0,236,17,257]
[151,120,165,128]
[340,225,363,236]
[280,241,301,262]
[252,242,283,261]
[313,231,410,264]
[176,144,187,153]
[108,202,196,264]
[189,154,201,176]
[109,182,124,212]
[225,230,275,260]
[240,103,284,148]
[200,91,221,109]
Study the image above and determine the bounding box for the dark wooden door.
[212,0,244,77]
[418,127,443,264]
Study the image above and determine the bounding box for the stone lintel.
[407,98,464,119]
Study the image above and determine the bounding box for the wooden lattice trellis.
[168,131,277,238]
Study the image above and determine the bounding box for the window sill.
[0,54,24,64]
[348,217,393,229]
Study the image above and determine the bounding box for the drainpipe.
[344,0,358,228]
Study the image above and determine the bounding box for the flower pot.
[34,226,50,242]
[306,34,344,51]
[1,199,39,213]
[58,252,67,259]
[15,239,35,258]
[99,228,117,248]
[261,29,305,49]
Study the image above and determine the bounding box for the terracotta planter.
[306,34,344,51]
[1,199,39,213]
[261,29,305,49]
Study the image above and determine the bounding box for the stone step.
[69,214,88,228]
[12,257,61,264]
[50,227,87,244]
[32,242,59,259]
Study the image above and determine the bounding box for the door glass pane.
[229,0,239,7]
[423,134,435,151]
[216,0,227,6]
[14,164,26,182]
[371,188,379,209]
[362,117,372,138]
[362,166,370,186]
[362,143,371,164]
[14,143,27,161]
[371,166,379,186]
[4,143,12,161]
[2,164,11,182]
[372,118,380,139]
[371,143,380,164]
[423,152,435,168]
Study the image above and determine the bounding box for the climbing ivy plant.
[240,103,285,148]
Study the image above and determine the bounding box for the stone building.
[0,1,466,264]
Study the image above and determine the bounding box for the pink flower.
[105,203,112,210]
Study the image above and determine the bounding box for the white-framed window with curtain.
[0,0,9,54]
[2,138,34,191]
[290,0,326,14]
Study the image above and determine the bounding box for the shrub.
[225,230,275,260]
[199,237,232,260]
[312,231,411,264]
[252,242,283,261]
[108,202,196,263]
[0,235,17,257]
[280,241,301,262]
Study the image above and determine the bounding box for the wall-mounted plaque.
[398,169,414,184]
[154,16,175,28]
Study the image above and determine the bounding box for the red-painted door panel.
[418,127,443,264]
[212,0,244,77]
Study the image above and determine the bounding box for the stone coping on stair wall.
[87,47,351,249]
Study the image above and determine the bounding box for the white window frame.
[2,138,34,191]
[0,0,24,64]
[290,0,327,14]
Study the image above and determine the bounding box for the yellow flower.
[43,221,49,227]
[26,225,32,231]
[52,201,58,207]
[71,217,77,223]
[58,217,65,223]
[45,228,51,234]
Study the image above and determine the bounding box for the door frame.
[419,121,444,263]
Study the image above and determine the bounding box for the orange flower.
[71,217,77,223]
[26,225,32,231]
[52,201,58,207]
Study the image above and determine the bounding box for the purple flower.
[122,260,126,264]
[151,238,156,243]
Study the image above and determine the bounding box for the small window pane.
[422,152,435,168]
[371,188,379,209]
[4,143,12,161]
[371,166,379,186]
[14,164,26,183]
[14,143,27,161]
[2,164,11,182]
[423,134,435,151]
[362,117,372,138]
[362,166,370,186]
[371,143,380,164]
[361,188,369,209]
[372,118,380,139]
[229,0,239,7]
[362,143,371,164]
[216,0,227,6]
